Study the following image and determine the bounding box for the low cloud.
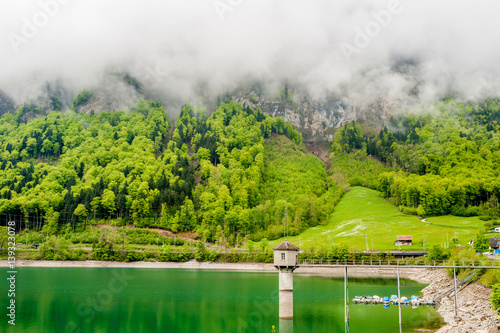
[1,0,499,110]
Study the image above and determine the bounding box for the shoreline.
[2,260,496,332]
[0,259,278,271]
[420,269,498,333]
[0,260,450,281]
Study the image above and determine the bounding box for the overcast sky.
[1,0,499,106]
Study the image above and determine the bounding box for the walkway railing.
[434,271,477,301]
[298,259,499,269]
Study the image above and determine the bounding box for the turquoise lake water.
[1,268,443,332]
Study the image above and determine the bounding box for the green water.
[2,268,443,332]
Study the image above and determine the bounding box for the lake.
[2,268,443,332]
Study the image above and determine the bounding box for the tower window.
[281,253,285,260]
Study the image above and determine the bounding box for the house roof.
[489,238,500,247]
[397,235,413,241]
[273,241,299,251]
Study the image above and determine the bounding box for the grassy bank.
[265,186,486,251]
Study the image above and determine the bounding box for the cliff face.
[232,91,398,143]
[0,75,400,143]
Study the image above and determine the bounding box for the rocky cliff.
[232,89,399,144]
[0,76,402,143]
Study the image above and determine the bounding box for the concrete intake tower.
[273,241,299,320]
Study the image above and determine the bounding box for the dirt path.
[306,145,331,169]
[92,224,199,240]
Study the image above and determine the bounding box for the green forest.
[332,99,500,224]
[0,97,343,247]
[1,96,500,254]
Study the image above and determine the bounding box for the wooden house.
[395,235,413,246]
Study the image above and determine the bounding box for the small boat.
[400,297,410,305]
[410,295,419,306]
[352,296,363,304]
[372,295,381,304]
[382,296,390,305]
[363,296,373,304]
[420,299,433,306]
[390,295,399,304]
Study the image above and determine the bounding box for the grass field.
[423,215,483,228]
[266,186,486,251]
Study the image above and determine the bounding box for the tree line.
[0,96,344,244]
[331,99,500,221]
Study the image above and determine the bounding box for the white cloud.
[1,0,499,107]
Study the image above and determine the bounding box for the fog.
[1,0,499,110]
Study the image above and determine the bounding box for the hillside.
[0,99,344,247]
[1,97,500,254]
[247,135,344,240]
[268,186,485,251]
[330,100,500,223]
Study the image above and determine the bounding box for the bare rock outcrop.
[416,269,498,333]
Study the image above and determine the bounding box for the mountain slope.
[268,186,484,251]
[0,100,344,245]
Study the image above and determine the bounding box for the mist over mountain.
[0,89,16,116]
[1,0,499,126]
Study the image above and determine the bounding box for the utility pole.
[453,265,458,317]
[344,265,349,332]
[397,265,402,333]
[284,199,288,240]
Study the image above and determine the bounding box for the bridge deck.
[297,259,499,269]
[298,264,499,269]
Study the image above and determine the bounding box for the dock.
[297,259,499,269]
[351,295,436,307]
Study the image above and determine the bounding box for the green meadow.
[267,186,487,251]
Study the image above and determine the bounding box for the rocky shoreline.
[412,269,498,333]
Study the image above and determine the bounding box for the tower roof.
[273,241,299,251]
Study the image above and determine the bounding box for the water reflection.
[279,319,293,333]
[8,268,443,333]
[279,290,293,319]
